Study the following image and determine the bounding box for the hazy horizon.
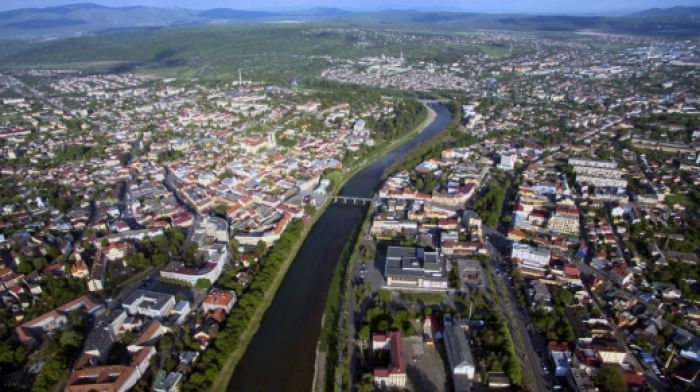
[0,0,699,14]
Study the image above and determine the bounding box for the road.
[485,235,551,392]
[479,166,552,392]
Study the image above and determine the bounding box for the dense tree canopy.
[595,365,627,392]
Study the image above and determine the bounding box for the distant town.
[0,22,699,392]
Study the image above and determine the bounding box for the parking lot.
[352,241,385,290]
[401,336,451,392]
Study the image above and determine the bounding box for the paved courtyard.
[401,336,451,392]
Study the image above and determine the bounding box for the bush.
[196,278,212,289]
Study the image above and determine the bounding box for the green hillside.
[0,3,204,38]
[0,3,698,40]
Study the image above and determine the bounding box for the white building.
[201,290,237,314]
[548,207,580,234]
[573,166,625,179]
[498,153,517,170]
[199,217,229,243]
[511,243,551,269]
[576,175,627,188]
[121,290,176,321]
[159,243,228,287]
[568,158,618,169]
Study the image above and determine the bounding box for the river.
[225,103,453,392]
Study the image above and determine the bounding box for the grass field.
[377,289,392,303]
[400,292,445,303]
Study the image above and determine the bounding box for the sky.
[0,0,698,13]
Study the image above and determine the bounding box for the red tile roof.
[564,264,580,278]
[372,331,406,377]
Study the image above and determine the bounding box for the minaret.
[400,51,403,61]
[238,69,242,86]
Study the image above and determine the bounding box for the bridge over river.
[225,103,453,392]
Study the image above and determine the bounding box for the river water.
[225,103,452,392]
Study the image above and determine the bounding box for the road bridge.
[329,196,374,205]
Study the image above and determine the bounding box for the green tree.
[0,341,17,366]
[228,238,240,251]
[213,205,228,218]
[17,258,33,274]
[357,373,375,392]
[46,247,61,260]
[217,168,234,180]
[254,240,268,257]
[33,257,48,272]
[358,325,370,342]
[60,330,83,348]
[14,346,27,364]
[448,261,461,288]
[595,365,627,392]
[196,278,212,289]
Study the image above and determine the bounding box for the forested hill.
[630,6,700,18]
[0,3,699,39]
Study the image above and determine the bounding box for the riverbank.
[332,102,434,192]
[315,202,374,392]
[210,101,434,392]
[211,195,332,392]
[224,103,452,392]
[311,103,438,392]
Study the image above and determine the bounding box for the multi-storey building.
[384,246,448,290]
[121,290,176,321]
[372,331,407,388]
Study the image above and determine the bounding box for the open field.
[400,292,446,304]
